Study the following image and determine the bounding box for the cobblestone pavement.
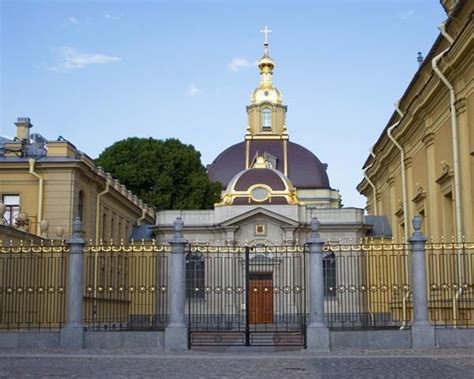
[0,348,473,378]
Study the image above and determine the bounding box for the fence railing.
[323,242,412,330]
[0,241,68,331]
[1,236,473,334]
[426,242,474,328]
[83,242,170,331]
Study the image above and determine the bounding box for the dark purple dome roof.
[233,168,288,191]
[207,140,330,189]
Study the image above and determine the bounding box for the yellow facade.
[0,118,155,243]
[358,0,474,242]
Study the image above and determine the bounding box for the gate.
[187,245,307,347]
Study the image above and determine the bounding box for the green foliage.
[95,137,221,210]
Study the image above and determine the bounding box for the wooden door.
[249,274,273,324]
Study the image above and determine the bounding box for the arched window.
[262,108,272,131]
[78,191,84,221]
[186,253,205,299]
[323,252,336,298]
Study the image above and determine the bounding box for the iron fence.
[323,242,412,330]
[0,241,68,331]
[83,242,169,331]
[426,242,474,328]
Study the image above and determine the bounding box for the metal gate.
[187,245,307,347]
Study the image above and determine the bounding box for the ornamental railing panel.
[83,242,170,331]
[323,241,412,330]
[426,242,474,328]
[0,241,68,331]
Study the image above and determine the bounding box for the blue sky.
[1,0,446,208]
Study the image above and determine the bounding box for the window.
[323,253,336,298]
[78,191,84,221]
[255,223,266,236]
[2,194,20,226]
[262,108,272,131]
[186,253,205,299]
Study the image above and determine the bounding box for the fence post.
[306,217,330,351]
[164,217,188,351]
[410,215,435,348]
[60,217,85,348]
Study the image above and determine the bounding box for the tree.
[95,137,221,210]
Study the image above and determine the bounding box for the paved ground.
[0,348,473,378]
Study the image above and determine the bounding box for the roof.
[207,140,331,189]
[364,216,392,238]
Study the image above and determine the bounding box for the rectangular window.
[323,253,336,298]
[2,194,20,226]
[186,253,205,300]
[255,223,266,236]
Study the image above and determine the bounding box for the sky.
[0,0,446,208]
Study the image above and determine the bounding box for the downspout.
[93,179,110,321]
[137,208,146,226]
[386,104,410,330]
[387,102,408,243]
[432,21,464,327]
[363,147,378,215]
[432,22,463,243]
[95,181,110,243]
[28,159,43,235]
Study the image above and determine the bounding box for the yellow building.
[357,0,473,242]
[0,117,155,243]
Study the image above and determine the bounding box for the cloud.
[104,13,120,20]
[50,47,122,72]
[228,57,253,71]
[398,9,415,20]
[68,16,79,24]
[186,83,202,97]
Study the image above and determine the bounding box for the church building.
[153,29,375,245]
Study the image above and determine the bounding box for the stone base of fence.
[164,325,188,351]
[412,324,435,349]
[306,325,330,351]
[0,331,164,349]
[2,329,474,349]
[60,326,84,348]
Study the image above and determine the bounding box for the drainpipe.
[137,208,146,226]
[28,159,43,235]
[363,147,378,215]
[93,178,110,321]
[387,102,408,243]
[95,181,110,243]
[432,21,464,327]
[432,22,462,243]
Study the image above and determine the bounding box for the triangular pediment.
[219,207,299,228]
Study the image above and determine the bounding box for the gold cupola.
[246,26,288,141]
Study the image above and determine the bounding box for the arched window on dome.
[262,108,272,131]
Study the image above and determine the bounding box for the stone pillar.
[306,217,330,351]
[60,218,85,348]
[410,215,435,348]
[164,217,188,351]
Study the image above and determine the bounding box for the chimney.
[15,117,33,141]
